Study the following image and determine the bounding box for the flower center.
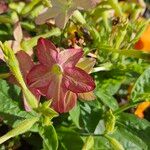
[51,64,63,75]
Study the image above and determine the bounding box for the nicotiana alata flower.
[35,0,100,28]
[27,38,95,113]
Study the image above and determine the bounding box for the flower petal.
[76,57,96,73]
[73,0,99,9]
[13,21,23,43]
[55,12,68,29]
[63,67,95,93]
[16,51,34,79]
[37,38,58,67]
[0,1,8,14]
[7,40,21,53]
[35,7,60,25]
[46,75,77,113]
[63,91,77,113]
[23,87,41,111]
[27,64,51,88]
[78,91,96,101]
[58,48,83,68]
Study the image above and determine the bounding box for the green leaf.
[113,123,148,150]
[105,135,124,150]
[80,103,103,133]
[98,78,123,96]
[131,67,150,101]
[0,117,38,144]
[82,136,94,150]
[69,103,81,129]
[21,28,61,51]
[57,127,84,150]
[117,113,150,149]
[94,136,111,150]
[39,125,58,150]
[104,110,116,134]
[21,0,41,15]
[0,79,35,125]
[96,91,118,110]
[96,77,124,110]
[100,47,150,61]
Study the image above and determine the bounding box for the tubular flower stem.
[0,41,38,109]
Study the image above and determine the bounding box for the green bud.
[104,110,116,134]
[0,117,38,144]
[0,42,38,109]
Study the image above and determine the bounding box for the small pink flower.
[27,38,95,113]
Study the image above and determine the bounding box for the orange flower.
[135,25,150,51]
[135,102,150,118]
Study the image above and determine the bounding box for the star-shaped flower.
[27,38,95,113]
[35,0,100,28]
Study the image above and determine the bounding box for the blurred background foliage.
[0,0,150,149]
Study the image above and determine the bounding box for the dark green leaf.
[117,113,150,149]
[57,127,83,150]
[69,103,81,129]
[39,125,58,150]
[0,79,35,125]
[131,67,150,101]
[96,91,118,110]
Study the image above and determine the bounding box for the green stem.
[108,0,123,16]
[21,0,41,15]
[0,117,38,144]
[100,47,150,61]
[101,11,111,32]
[0,73,10,79]
[114,100,144,115]
[0,42,38,109]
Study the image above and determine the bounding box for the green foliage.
[69,102,81,129]
[39,125,58,150]
[131,67,150,101]
[57,127,84,150]
[0,0,150,149]
[0,79,35,125]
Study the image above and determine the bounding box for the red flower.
[27,38,95,113]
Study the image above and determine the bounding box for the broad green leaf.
[80,103,103,132]
[96,77,124,110]
[131,67,150,101]
[69,103,81,129]
[57,127,84,150]
[0,79,35,125]
[39,125,58,150]
[113,124,148,150]
[117,113,150,149]
[97,78,124,96]
[96,91,118,110]
[94,136,111,150]
[105,135,124,150]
